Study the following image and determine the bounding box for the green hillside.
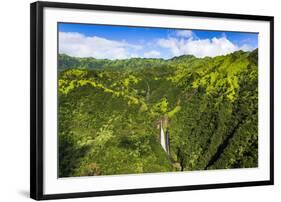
[58,49,258,177]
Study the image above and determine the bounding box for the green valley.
[58,49,258,177]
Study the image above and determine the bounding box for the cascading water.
[160,120,166,152]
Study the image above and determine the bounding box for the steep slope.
[58,49,258,177]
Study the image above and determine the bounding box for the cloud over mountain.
[59,32,142,59]
[157,36,255,58]
[59,30,256,59]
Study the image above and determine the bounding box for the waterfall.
[160,120,166,152]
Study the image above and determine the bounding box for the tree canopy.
[58,49,258,177]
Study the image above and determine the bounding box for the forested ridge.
[58,49,258,177]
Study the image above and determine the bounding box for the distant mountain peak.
[169,55,196,61]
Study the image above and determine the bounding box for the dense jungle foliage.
[58,49,258,177]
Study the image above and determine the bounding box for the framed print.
[30,1,274,200]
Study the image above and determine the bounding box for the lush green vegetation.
[58,49,258,177]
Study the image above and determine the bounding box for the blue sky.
[59,23,258,59]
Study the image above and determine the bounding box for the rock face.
[166,129,170,155]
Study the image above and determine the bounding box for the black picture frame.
[30,1,274,200]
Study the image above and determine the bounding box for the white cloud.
[175,30,193,38]
[59,32,142,59]
[239,44,255,52]
[158,38,183,56]
[59,31,255,60]
[157,36,255,58]
[143,50,161,58]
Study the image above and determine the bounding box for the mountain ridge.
[58,49,257,70]
[58,49,258,177]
